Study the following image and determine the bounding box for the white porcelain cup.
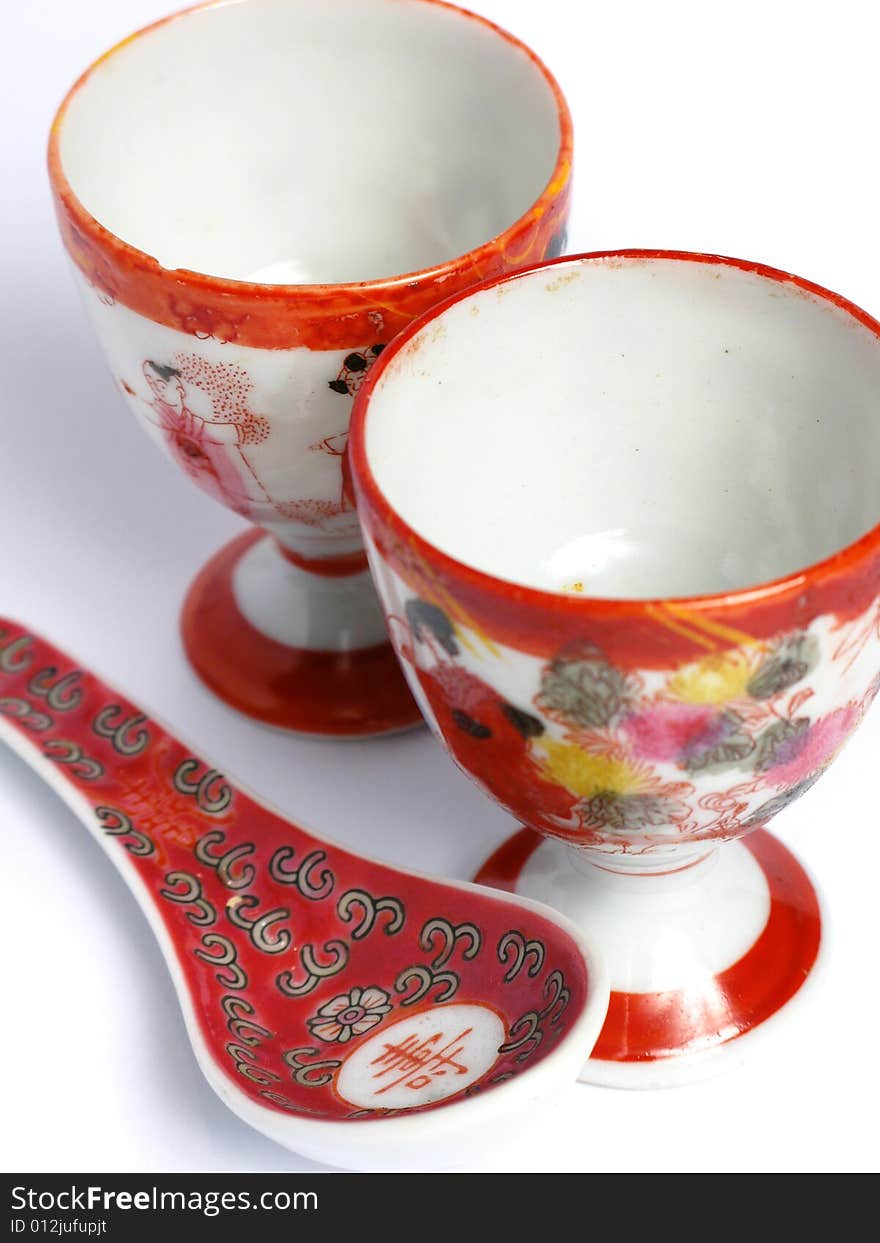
[49,0,572,735]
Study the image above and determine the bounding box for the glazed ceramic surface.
[349,250,880,1083]
[48,0,572,735]
[0,617,608,1169]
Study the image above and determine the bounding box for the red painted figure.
[142,358,263,516]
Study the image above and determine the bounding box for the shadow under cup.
[49,0,571,735]
[350,251,880,1083]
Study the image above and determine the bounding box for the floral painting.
[307,986,393,1044]
[397,592,880,851]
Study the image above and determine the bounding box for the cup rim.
[349,247,880,615]
[47,0,573,302]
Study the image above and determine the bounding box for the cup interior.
[57,0,563,284]
[363,254,880,599]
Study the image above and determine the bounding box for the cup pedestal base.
[475,827,823,1087]
[181,530,422,737]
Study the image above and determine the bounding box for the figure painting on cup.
[305,344,389,519]
[140,356,270,518]
[328,345,386,397]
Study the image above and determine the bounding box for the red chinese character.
[369,1027,473,1095]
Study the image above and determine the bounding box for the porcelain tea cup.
[48,0,572,736]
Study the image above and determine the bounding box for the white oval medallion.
[336,1003,506,1110]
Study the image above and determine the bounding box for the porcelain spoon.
[0,618,608,1171]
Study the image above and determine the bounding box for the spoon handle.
[0,617,591,1128]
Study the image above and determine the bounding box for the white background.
[2,0,878,1174]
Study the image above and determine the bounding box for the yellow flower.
[668,648,758,705]
[537,738,645,798]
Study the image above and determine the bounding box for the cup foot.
[475,827,823,1087]
[181,530,423,737]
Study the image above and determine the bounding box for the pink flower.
[623,701,720,763]
[767,705,859,788]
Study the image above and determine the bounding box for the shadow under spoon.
[0,617,608,1171]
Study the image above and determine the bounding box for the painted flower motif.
[307,986,392,1044]
[397,589,876,847]
[578,791,689,833]
[746,632,818,700]
[667,648,757,704]
[623,701,717,762]
[751,717,811,773]
[535,739,688,834]
[762,705,859,789]
[537,646,637,729]
[537,737,649,799]
[740,771,825,830]
[682,711,755,773]
[623,701,753,771]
